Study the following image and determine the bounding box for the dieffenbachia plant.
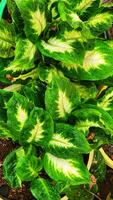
[0,0,113,199]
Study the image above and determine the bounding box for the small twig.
[84,188,102,200]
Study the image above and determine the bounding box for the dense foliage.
[0,0,113,199]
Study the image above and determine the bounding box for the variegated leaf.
[58,1,83,29]
[75,0,96,14]
[31,178,60,200]
[37,37,83,64]
[97,87,113,118]
[45,76,80,121]
[48,123,91,155]
[87,12,113,35]
[7,93,29,140]
[44,153,90,185]
[0,19,15,58]
[15,0,47,43]
[62,40,113,80]
[0,121,12,138]
[73,83,97,103]
[15,146,42,181]
[73,106,113,136]
[7,0,24,33]
[3,150,22,188]
[5,38,36,73]
[20,107,54,146]
[38,64,63,84]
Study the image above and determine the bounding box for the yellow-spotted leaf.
[44,153,90,185]
[5,38,36,73]
[37,37,82,64]
[87,12,113,35]
[0,19,15,58]
[20,107,54,147]
[62,40,113,80]
[47,123,91,155]
[45,76,80,121]
[15,0,47,43]
[7,93,29,140]
[97,87,113,118]
[73,106,113,136]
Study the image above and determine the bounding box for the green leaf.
[44,153,90,185]
[20,107,54,146]
[15,146,42,181]
[31,178,60,200]
[7,0,24,33]
[73,106,113,136]
[63,40,113,80]
[38,64,63,84]
[0,121,12,138]
[75,0,96,15]
[73,83,97,103]
[15,0,47,43]
[48,123,91,155]
[45,76,80,121]
[5,38,36,73]
[7,93,29,140]
[97,87,113,118]
[0,19,15,58]
[3,150,22,188]
[37,37,83,64]
[58,1,83,29]
[87,12,113,35]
